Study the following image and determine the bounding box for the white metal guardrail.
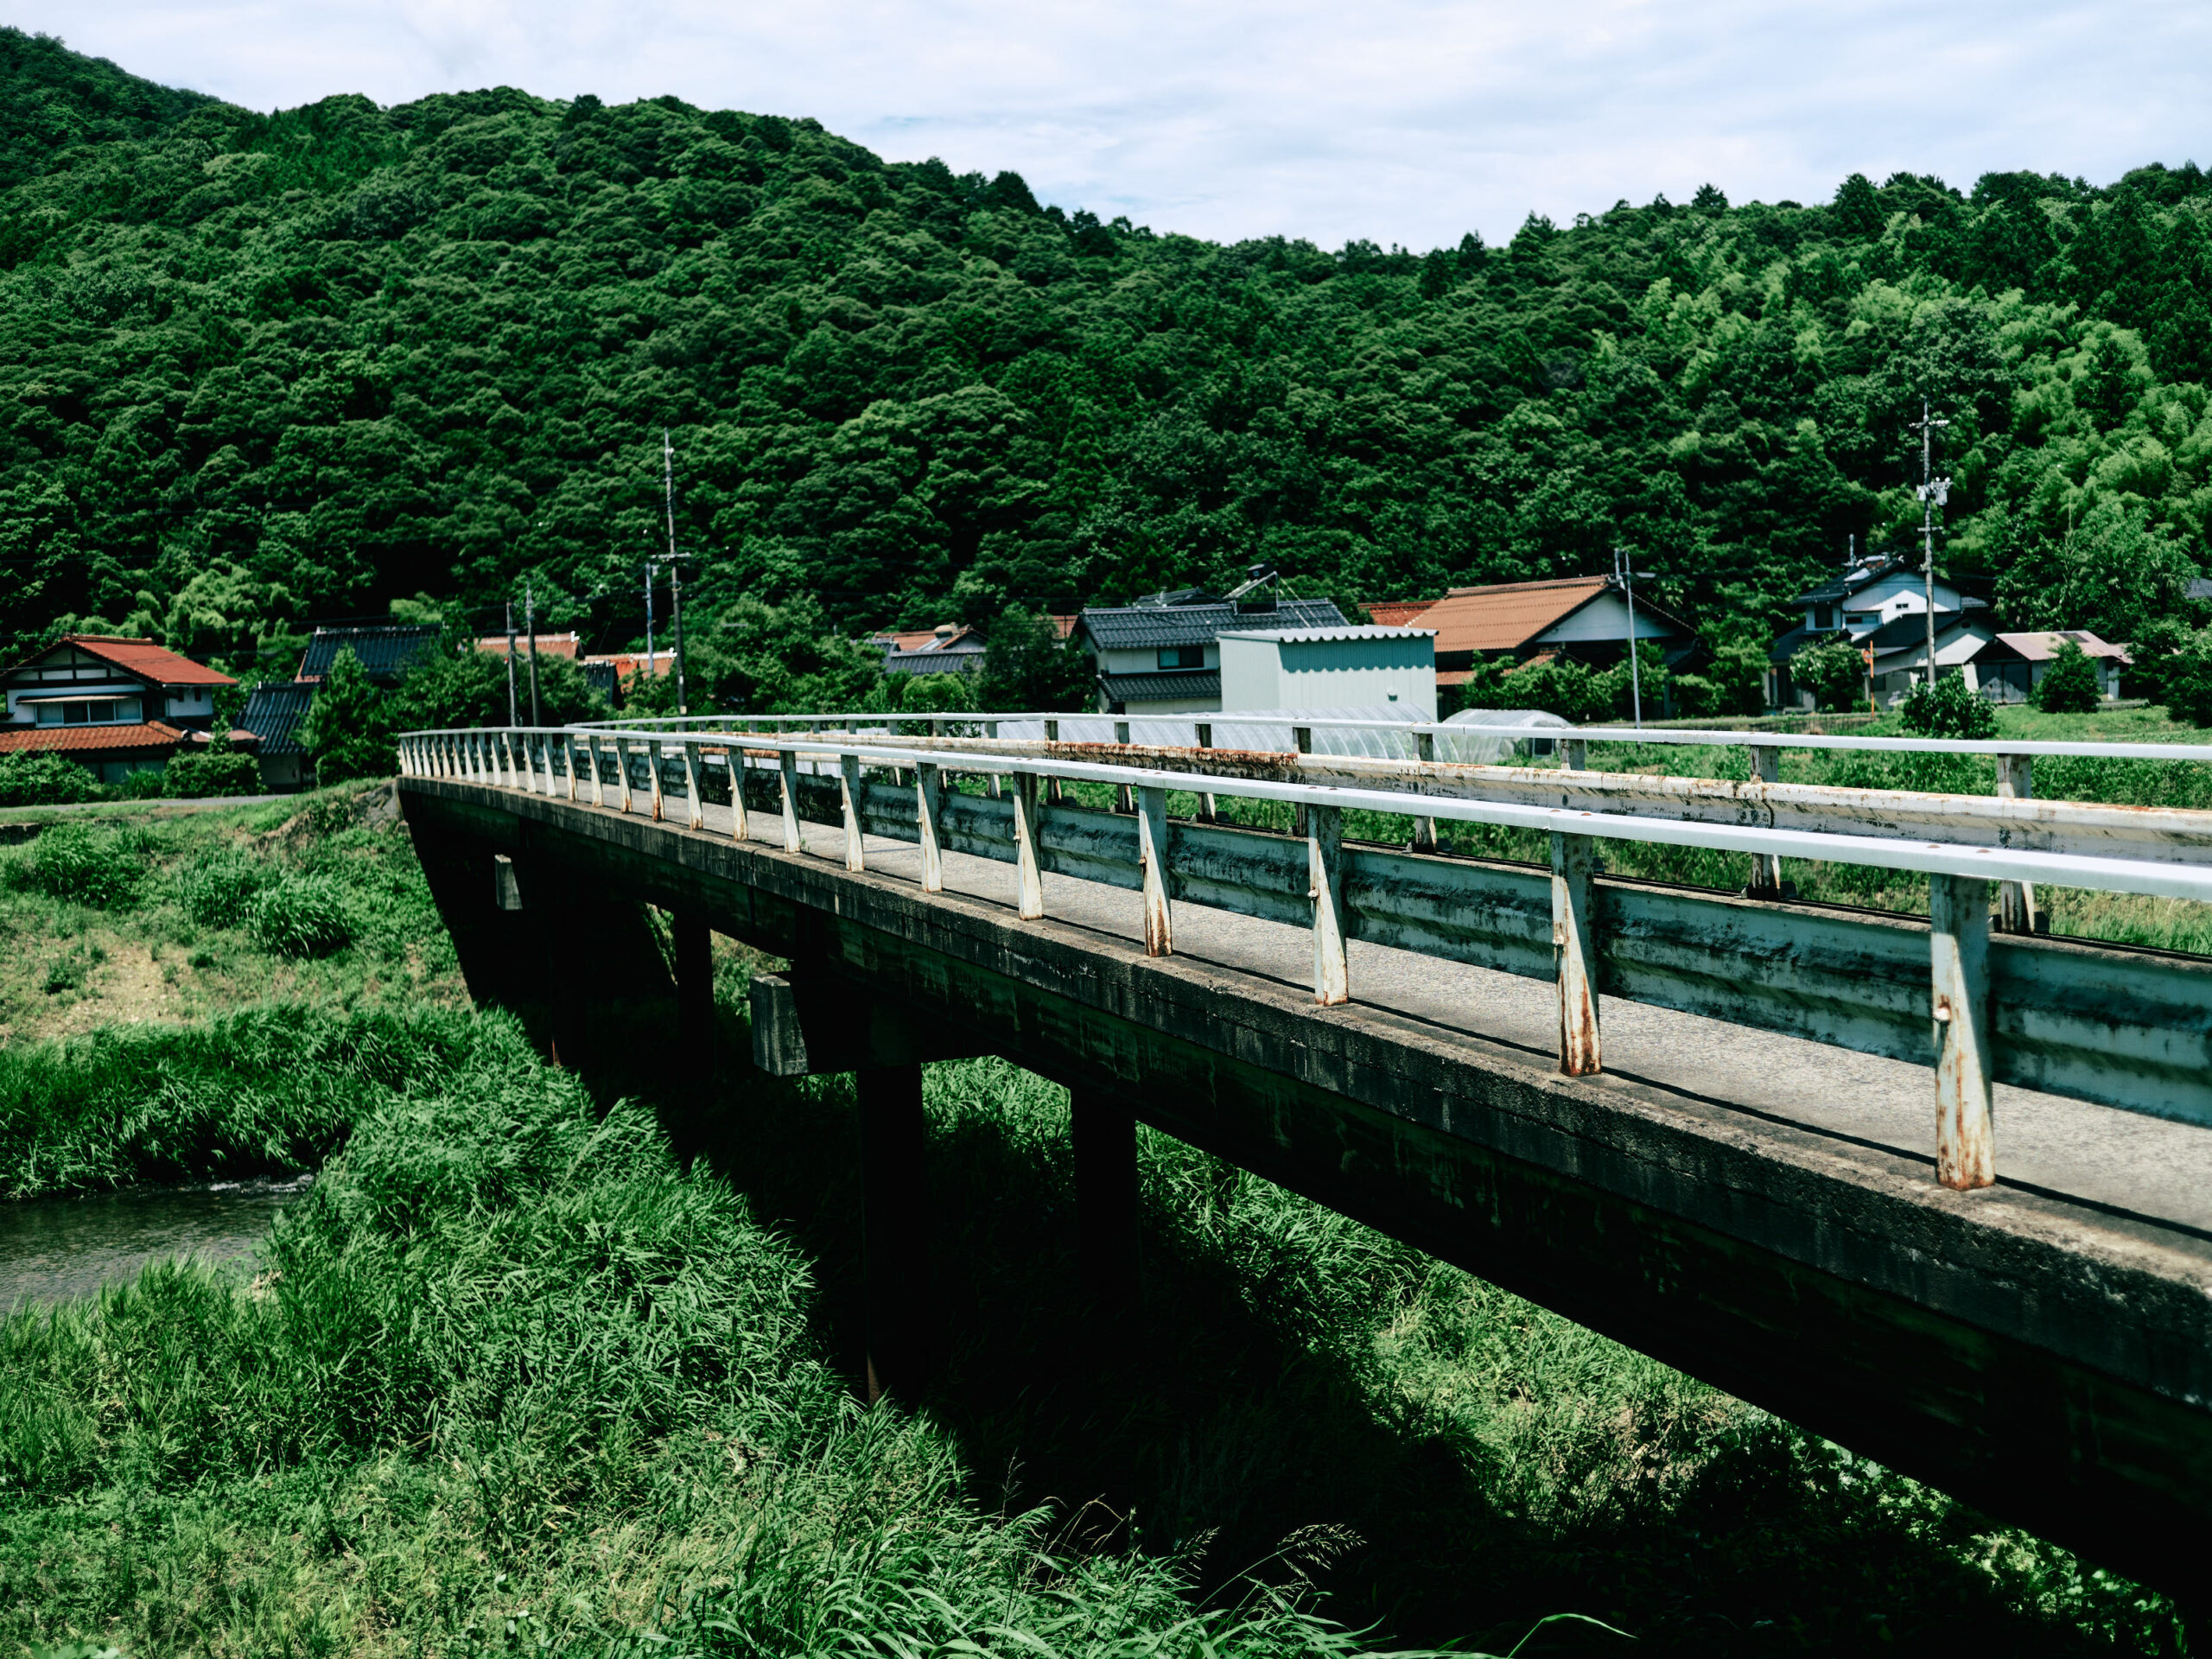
[399,724,2212,1195]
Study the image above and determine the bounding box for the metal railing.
[398,723,2212,1195]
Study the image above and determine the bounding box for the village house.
[1767,553,2037,708]
[1990,631,2132,702]
[0,635,247,784]
[1074,590,1350,715]
[872,623,988,678]
[1402,577,1696,691]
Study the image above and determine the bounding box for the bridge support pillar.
[858,1062,932,1403]
[673,910,715,1090]
[1072,1085,1139,1319]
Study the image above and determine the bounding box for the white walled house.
[1218,626,1437,717]
[1767,556,1992,709]
[1991,632,2131,702]
[1075,594,1349,715]
[0,635,244,783]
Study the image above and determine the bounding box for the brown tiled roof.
[0,721,188,755]
[1420,579,1614,655]
[475,632,584,659]
[50,636,234,686]
[1362,601,1436,627]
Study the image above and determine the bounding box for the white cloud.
[22,0,2212,247]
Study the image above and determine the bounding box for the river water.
[0,1176,312,1310]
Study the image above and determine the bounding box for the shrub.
[0,753,98,807]
[2031,638,2103,713]
[245,873,354,957]
[118,766,167,799]
[173,848,272,928]
[1790,637,1867,712]
[1899,671,1999,739]
[165,749,260,798]
[12,824,142,909]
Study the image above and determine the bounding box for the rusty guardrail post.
[916,761,944,892]
[1996,754,2038,933]
[648,739,666,820]
[614,735,635,814]
[1563,737,1587,771]
[1014,769,1046,920]
[587,734,606,808]
[779,749,802,853]
[1414,730,1439,850]
[1138,784,1172,957]
[1044,719,1065,804]
[1309,803,1348,1005]
[1113,720,1134,813]
[1930,873,1996,1189]
[1293,726,1313,838]
[840,753,866,872]
[1552,831,1601,1075]
[1746,742,1783,896]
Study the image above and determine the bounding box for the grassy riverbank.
[0,778,2193,1654]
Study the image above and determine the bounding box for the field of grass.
[0,770,2196,1656]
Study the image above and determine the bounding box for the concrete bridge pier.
[672,910,716,1090]
[858,1062,933,1402]
[1072,1086,1140,1324]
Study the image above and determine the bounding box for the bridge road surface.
[401,772,2212,1596]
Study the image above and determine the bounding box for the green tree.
[2031,638,2102,712]
[1791,638,1868,712]
[974,606,1090,712]
[1899,671,1999,739]
[297,647,394,782]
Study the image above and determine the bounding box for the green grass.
[0,1012,1424,1659]
[0,786,462,1044]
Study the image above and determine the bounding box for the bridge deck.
[400,775,2212,1594]
[733,798,2212,1238]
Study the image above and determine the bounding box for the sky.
[16,0,2212,250]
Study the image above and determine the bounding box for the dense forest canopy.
[3,26,2210,686]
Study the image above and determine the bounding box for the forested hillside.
[3,26,2210,684]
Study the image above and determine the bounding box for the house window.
[33,697,138,727]
[1157,645,1205,669]
[1813,605,1834,630]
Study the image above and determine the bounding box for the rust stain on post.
[1014,772,1046,919]
[916,762,944,892]
[1931,872,1996,1189]
[779,751,802,853]
[840,753,866,873]
[1996,754,2039,934]
[1552,831,1602,1075]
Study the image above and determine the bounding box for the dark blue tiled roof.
[1098,669,1221,703]
[298,625,442,683]
[239,680,315,757]
[1080,599,1345,652]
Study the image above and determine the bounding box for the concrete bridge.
[396,719,2212,1597]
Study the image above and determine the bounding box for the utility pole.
[525,579,542,727]
[1613,547,1648,728]
[1911,401,1951,690]
[663,429,689,716]
[504,601,518,726]
[643,558,658,677]
[669,556,689,716]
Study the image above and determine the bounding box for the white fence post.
[587,734,606,808]
[1013,770,1045,919]
[1996,754,2038,933]
[1747,743,1783,896]
[614,736,635,814]
[1552,832,1601,1076]
[730,746,749,842]
[841,753,866,873]
[1414,730,1438,850]
[648,739,666,821]
[917,761,944,893]
[1194,721,1217,823]
[683,741,705,830]
[779,750,802,853]
[1138,784,1172,957]
[1931,873,1996,1190]
[1309,803,1348,1005]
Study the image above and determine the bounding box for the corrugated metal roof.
[0,721,188,754]
[299,625,442,683]
[1217,625,1436,644]
[1079,599,1346,651]
[1097,669,1222,702]
[1997,630,2132,664]
[239,681,316,758]
[2,635,235,687]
